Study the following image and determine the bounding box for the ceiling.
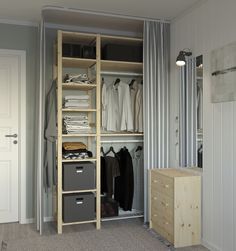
[1,0,202,24]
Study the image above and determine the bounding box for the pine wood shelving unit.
[56,30,143,234]
[57,30,101,234]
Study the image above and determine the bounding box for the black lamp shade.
[176,51,186,66]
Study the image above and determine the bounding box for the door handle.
[5,133,17,138]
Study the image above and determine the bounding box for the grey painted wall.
[0,23,38,219]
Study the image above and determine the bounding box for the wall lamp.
[176,50,192,66]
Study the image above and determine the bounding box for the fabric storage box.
[63,162,95,191]
[101,197,119,218]
[62,43,81,58]
[63,193,95,223]
[82,45,96,59]
[102,44,143,62]
[62,43,73,57]
[72,44,82,57]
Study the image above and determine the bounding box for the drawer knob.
[153,197,157,200]
[153,180,158,183]
[165,222,169,225]
[161,202,169,207]
[164,184,169,188]
[153,214,157,217]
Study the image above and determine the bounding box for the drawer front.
[63,161,95,191]
[151,172,174,198]
[63,192,95,223]
[152,220,174,244]
[151,193,173,218]
[152,211,174,235]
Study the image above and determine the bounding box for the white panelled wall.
[170,1,236,250]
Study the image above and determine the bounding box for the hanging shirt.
[130,81,139,131]
[131,148,144,212]
[135,84,143,132]
[117,81,133,131]
[106,84,120,131]
[101,83,108,130]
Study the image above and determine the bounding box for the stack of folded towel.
[63,115,91,134]
[64,95,90,108]
[62,142,93,160]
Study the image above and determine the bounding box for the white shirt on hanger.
[130,81,139,131]
[101,82,108,130]
[106,84,120,131]
[135,83,143,132]
[117,81,133,131]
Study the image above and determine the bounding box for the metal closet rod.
[101,139,143,143]
[101,71,143,77]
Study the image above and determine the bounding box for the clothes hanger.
[114,78,120,86]
[105,146,116,156]
[129,79,136,89]
[135,145,143,152]
[100,146,105,156]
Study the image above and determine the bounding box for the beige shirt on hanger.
[135,84,143,132]
[118,81,133,131]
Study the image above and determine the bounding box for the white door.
[0,51,20,223]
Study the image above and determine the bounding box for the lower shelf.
[62,219,97,226]
[62,189,97,194]
[62,158,97,162]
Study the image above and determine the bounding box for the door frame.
[0,49,27,224]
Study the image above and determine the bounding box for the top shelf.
[62,57,96,68]
[62,31,96,45]
[101,34,143,46]
[101,60,143,73]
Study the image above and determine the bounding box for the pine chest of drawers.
[149,168,201,248]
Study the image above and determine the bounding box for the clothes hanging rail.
[101,71,143,77]
[101,214,144,222]
[101,139,143,143]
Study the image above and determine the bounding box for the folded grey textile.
[63,151,92,159]
[64,115,88,121]
[64,121,89,126]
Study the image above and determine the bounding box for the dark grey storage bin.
[63,193,95,223]
[102,44,143,62]
[63,162,95,191]
[62,43,82,58]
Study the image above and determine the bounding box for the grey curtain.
[179,57,197,167]
[35,19,45,234]
[143,21,170,222]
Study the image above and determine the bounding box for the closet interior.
[55,29,144,233]
[196,55,203,168]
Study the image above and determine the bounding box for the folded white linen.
[64,95,89,100]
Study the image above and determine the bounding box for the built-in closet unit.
[55,29,144,233]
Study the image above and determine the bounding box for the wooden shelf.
[62,220,97,226]
[62,57,96,68]
[62,158,97,162]
[101,35,143,45]
[62,189,97,194]
[62,83,97,90]
[62,31,96,44]
[101,60,143,73]
[101,133,143,137]
[62,133,96,137]
[62,108,96,112]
